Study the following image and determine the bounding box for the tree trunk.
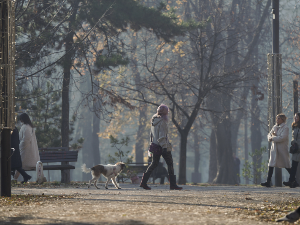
[231,83,250,155]
[213,95,236,184]
[178,132,188,184]
[135,104,147,163]
[244,115,249,184]
[92,112,100,166]
[250,0,262,185]
[61,1,79,183]
[192,124,201,183]
[131,33,147,163]
[82,110,93,181]
[251,83,262,184]
[208,129,217,183]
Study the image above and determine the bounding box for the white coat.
[268,123,291,168]
[19,124,40,170]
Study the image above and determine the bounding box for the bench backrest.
[39,151,78,163]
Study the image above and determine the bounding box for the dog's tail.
[81,163,91,173]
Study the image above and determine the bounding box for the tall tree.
[15,0,197,182]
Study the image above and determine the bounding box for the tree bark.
[92,111,100,166]
[213,95,236,184]
[251,2,262,185]
[244,115,249,184]
[193,127,200,174]
[192,123,201,183]
[178,132,188,184]
[135,104,147,163]
[251,82,262,184]
[208,129,217,183]
[130,33,148,163]
[82,109,93,181]
[61,1,80,183]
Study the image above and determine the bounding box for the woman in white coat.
[261,113,291,187]
[14,113,40,180]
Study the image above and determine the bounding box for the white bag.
[36,161,46,184]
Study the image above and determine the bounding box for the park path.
[1,183,300,224]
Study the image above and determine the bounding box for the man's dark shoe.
[283,181,292,186]
[261,181,271,187]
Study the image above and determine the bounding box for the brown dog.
[82,162,126,189]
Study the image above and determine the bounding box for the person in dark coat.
[11,127,31,184]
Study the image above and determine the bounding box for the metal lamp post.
[267,0,282,187]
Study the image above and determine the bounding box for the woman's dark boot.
[261,167,273,187]
[260,181,271,187]
[140,173,151,190]
[21,174,32,184]
[170,175,182,190]
[17,168,32,184]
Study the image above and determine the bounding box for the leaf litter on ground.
[0,194,75,206]
[237,198,300,224]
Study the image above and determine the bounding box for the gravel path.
[1,183,300,224]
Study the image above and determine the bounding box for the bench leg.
[61,168,70,183]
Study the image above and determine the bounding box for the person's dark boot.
[170,175,182,190]
[290,181,297,188]
[283,179,299,188]
[260,181,271,187]
[283,180,292,186]
[140,173,151,190]
[261,167,273,187]
[21,175,32,184]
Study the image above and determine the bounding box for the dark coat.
[11,127,22,170]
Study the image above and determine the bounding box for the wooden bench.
[24,147,78,182]
[39,148,78,171]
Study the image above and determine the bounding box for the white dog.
[81,162,126,189]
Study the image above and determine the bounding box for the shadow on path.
[1,215,150,225]
[76,197,250,210]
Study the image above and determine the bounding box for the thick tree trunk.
[213,95,236,185]
[178,132,188,184]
